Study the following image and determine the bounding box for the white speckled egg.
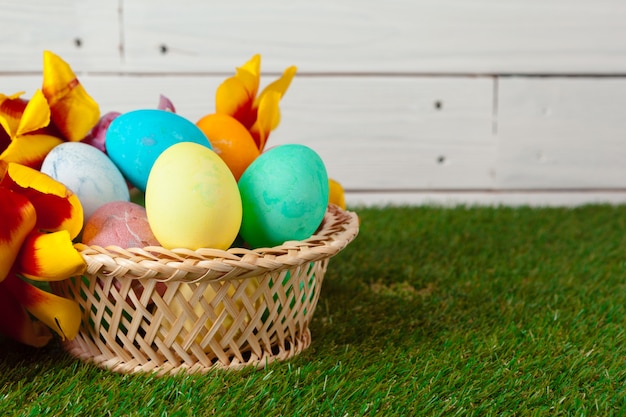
[41,142,130,223]
[145,142,242,250]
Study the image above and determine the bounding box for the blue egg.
[105,109,212,192]
[41,142,130,223]
[238,144,329,248]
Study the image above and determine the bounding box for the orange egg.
[196,113,260,181]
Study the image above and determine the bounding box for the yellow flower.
[0,161,84,347]
[215,54,296,151]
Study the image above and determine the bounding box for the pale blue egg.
[105,109,212,192]
[41,142,130,223]
[238,144,329,248]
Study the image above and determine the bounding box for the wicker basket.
[51,205,359,375]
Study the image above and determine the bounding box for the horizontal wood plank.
[272,76,496,189]
[1,0,626,74]
[0,0,120,72]
[110,0,626,74]
[496,77,626,189]
[347,190,626,207]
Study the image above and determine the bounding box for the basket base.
[62,328,312,376]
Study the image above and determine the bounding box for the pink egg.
[82,201,159,248]
[82,201,166,305]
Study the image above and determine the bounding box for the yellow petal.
[0,133,63,169]
[17,230,86,281]
[15,89,51,137]
[250,91,281,151]
[4,272,81,341]
[42,50,100,141]
[0,187,36,282]
[240,54,261,80]
[0,281,52,347]
[254,65,297,108]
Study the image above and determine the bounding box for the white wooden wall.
[2,0,626,206]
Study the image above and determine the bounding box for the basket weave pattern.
[52,205,358,375]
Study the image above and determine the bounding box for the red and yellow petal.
[0,125,10,155]
[0,133,63,169]
[0,162,83,238]
[3,272,81,341]
[0,280,52,347]
[215,76,257,128]
[0,92,28,138]
[250,91,281,151]
[215,54,262,129]
[0,187,36,282]
[17,230,86,281]
[42,50,100,142]
[235,66,260,100]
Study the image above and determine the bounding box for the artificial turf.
[2,205,626,416]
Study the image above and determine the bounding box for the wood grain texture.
[497,77,626,189]
[0,0,120,72]
[1,0,626,74]
[271,76,496,190]
[119,0,626,74]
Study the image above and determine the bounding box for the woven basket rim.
[75,204,359,284]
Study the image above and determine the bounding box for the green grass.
[2,205,626,416]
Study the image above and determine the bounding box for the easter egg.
[145,142,242,250]
[328,178,346,210]
[41,141,130,222]
[83,201,165,305]
[106,109,212,192]
[195,113,260,181]
[82,201,159,248]
[238,144,329,248]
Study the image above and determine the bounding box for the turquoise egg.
[105,109,212,192]
[238,144,329,248]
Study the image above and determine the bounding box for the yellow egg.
[170,279,260,353]
[145,142,242,250]
[328,178,346,210]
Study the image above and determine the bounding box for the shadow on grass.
[0,336,77,383]
[306,204,626,362]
